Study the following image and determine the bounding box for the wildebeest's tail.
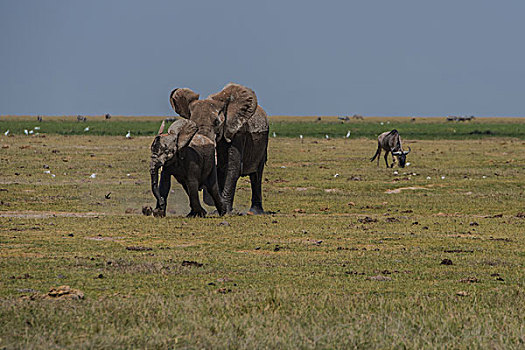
[370,143,381,162]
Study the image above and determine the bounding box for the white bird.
[299,134,303,143]
[29,130,34,134]
[24,129,29,135]
[4,130,9,136]
[272,132,276,138]
[34,126,40,130]
[51,174,56,178]
[482,175,487,179]
[345,130,351,138]
[90,173,96,178]
[44,170,51,174]
[426,176,431,180]
[334,173,339,178]
[393,171,398,175]
[84,127,90,132]
[380,122,384,125]
[325,134,329,140]
[441,176,445,180]
[125,130,131,139]
[406,162,411,167]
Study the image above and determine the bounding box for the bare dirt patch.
[0,211,104,219]
[385,186,431,194]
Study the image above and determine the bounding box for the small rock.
[181,260,203,267]
[126,246,152,251]
[441,258,453,265]
[141,206,153,216]
[218,221,230,226]
[456,291,469,297]
[68,233,74,237]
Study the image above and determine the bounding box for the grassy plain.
[0,118,524,348]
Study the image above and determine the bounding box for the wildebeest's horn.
[404,146,411,155]
[392,151,402,155]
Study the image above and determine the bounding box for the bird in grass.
[24,129,29,135]
[299,134,303,143]
[84,126,90,132]
[272,132,276,138]
[325,134,330,140]
[4,130,9,136]
[345,130,351,138]
[125,130,131,139]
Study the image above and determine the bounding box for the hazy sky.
[1,0,525,117]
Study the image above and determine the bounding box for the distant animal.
[125,131,131,139]
[37,116,42,122]
[77,115,87,122]
[105,113,111,120]
[352,114,364,120]
[370,129,411,168]
[338,116,350,121]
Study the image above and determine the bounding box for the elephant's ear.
[209,83,257,142]
[170,88,199,119]
[167,119,198,150]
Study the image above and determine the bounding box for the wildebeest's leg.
[186,179,206,218]
[248,162,265,214]
[153,170,171,217]
[384,152,390,168]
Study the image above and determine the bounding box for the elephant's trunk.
[150,161,162,204]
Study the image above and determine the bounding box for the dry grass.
[0,131,524,348]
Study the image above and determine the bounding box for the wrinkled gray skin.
[370,129,411,168]
[150,119,226,217]
[170,83,269,214]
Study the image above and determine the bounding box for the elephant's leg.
[186,179,206,218]
[205,171,227,216]
[153,171,171,217]
[248,164,265,215]
[220,146,242,213]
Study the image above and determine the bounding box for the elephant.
[169,83,269,214]
[149,119,226,217]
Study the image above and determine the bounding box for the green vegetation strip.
[1,118,523,139]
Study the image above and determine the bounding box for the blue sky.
[1,0,524,116]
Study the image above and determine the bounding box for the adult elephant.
[169,83,269,214]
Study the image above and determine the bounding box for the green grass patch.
[1,116,524,139]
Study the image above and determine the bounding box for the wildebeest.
[37,115,42,122]
[104,113,111,120]
[77,115,87,122]
[370,129,411,168]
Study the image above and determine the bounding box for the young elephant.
[149,119,226,217]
